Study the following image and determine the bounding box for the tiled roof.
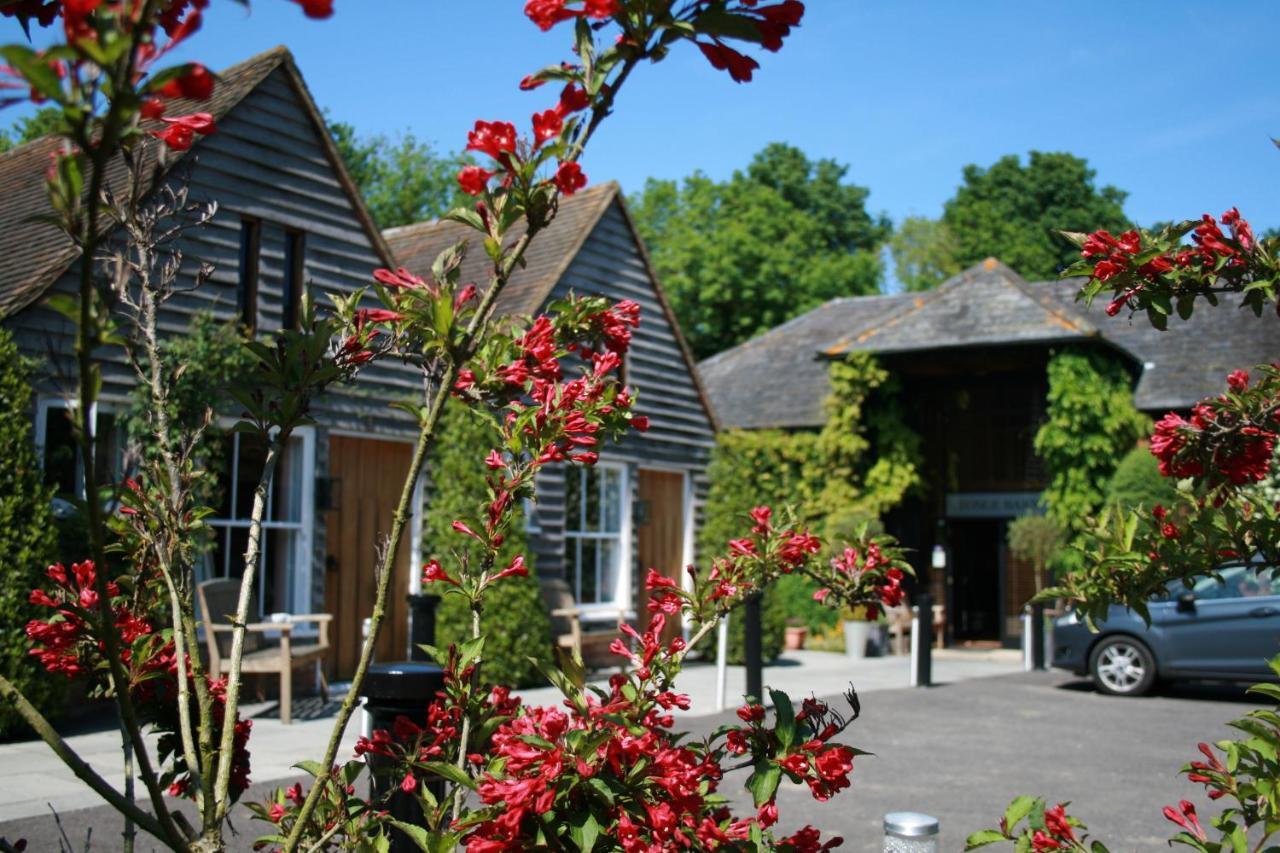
[699,259,1280,429]
[697,292,913,430]
[383,182,617,318]
[0,46,393,318]
[1037,279,1280,413]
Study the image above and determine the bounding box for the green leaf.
[388,820,434,852]
[965,830,1010,849]
[568,810,601,852]
[769,689,796,750]
[1003,795,1038,832]
[419,760,476,791]
[293,760,327,778]
[747,761,781,807]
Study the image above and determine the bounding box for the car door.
[1153,565,1280,676]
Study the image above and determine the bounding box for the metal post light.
[883,811,940,852]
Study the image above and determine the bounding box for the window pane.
[233,434,268,520]
[584,468,600,531]
[565,468,582,531]
[263,527,298,615]
[602,468,622,532]
[94,412,122,489]
[598,538,618,604]
[578,539,599,604]
[272,436,304,524]
[43,408,78,498]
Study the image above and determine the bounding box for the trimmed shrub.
[424,402,552,688]
[1107,445,1179,513]
[0,328,61,737]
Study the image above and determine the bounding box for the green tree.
[1034,348,1149,537]
[0,327,61,736]
[942,151,1130,279]
[632,143,889,359]
[327,118,471,229]
[1106,445,1179,513]
[0,105,64,153]
[888,215,961,292]
[424,402,552,688]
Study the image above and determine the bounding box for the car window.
[1186,565,1279,601]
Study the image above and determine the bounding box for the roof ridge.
[383,181,618,240]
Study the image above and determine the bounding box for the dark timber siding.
[6,67,418,438]
[526,201,714,597]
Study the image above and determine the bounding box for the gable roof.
[0,46,394,318]
[384,182,719,431]
[700,258,1280,430]
[822,258,1098,357]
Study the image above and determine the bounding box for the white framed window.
[201,428,314,617]
[564,462,630,611]
[34,398,124,501]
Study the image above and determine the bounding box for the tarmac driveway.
[0,670,1259,851]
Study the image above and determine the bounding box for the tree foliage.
[1006,514,1063,594]
[327,118,471,230]
[631,143,889,359]
[1033,348,1149,537]
[942,151,1130,279]
[424,402,552,689]
[1106,445,1180,513]
[0,105,63,153]
[0,327,61,737]
[888,215,962,292]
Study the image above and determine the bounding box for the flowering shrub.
[0,3,932,852]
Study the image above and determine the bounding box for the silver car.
[1052,563,1280,696]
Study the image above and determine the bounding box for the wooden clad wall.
[8,67,419,439]
[528,201,715,590]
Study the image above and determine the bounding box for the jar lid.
[884,812,939,837]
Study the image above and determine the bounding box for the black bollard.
[362,661,447,851]
[744,593,763,703]
[406,593,440,661]
[1030,602,1046,670]
[913,591,933,687]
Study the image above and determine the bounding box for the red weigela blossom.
[532,108,563,146]
[457,164,494,196]
[465,120,518,161]
[289,0,334,19]
[158,63,214,100]
[553,160,586,195]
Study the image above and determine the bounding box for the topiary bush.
[0,327,61,738]
[1106,444,1180,513]
[424,402,552,689]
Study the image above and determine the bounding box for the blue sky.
[8,2,1280,241]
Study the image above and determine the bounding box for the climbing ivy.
[1033,348,1149,537]
[699,353,923,660]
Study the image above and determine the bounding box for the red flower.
[140,96,166,120]
[583,0,620,18]
[158,63,214,101]
[150,113,216,151]
[524,0,576,31]
[554,160,586,195]
[1162,800,1207,841]
[457,165,494,196]
[465,120,518,161]
[422,560,458,587]
[1227,369,1250,391]
[697,41,760,83]
[1043,804,1075,842]
[290,0,334,18]
[268,802,286,823]
[532,108,563,146]
[1031,831,1064,851]
[558,84,590,115]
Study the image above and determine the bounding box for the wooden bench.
[538,578,628,669]
[887,602,946,654]
[197,578,332,724]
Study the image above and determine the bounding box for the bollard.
[1031,601,1046,670]
[883,811,939,852]
[744,593,764,703]
[1022,605,1034,672]
[405,592,440,661]
[362,661,446,852]
[910,592,933,688]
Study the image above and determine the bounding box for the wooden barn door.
[636,469,686,644]
[324,436,413,679]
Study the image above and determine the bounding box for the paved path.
[7,653,1246,851]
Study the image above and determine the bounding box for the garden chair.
[538,578,629,669]
[197,578,332,724]
[886,601,947,654]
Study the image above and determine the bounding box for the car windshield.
[1161,564,1279,601]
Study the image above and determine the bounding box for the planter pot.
[843,620,871,659]
[783,625,809,651]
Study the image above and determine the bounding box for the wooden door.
[324,436,413,679]
[636,469,686,644]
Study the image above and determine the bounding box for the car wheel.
[1089,636,1156,696]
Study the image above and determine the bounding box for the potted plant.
[784,617,809,650]
[842,604,874,659]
